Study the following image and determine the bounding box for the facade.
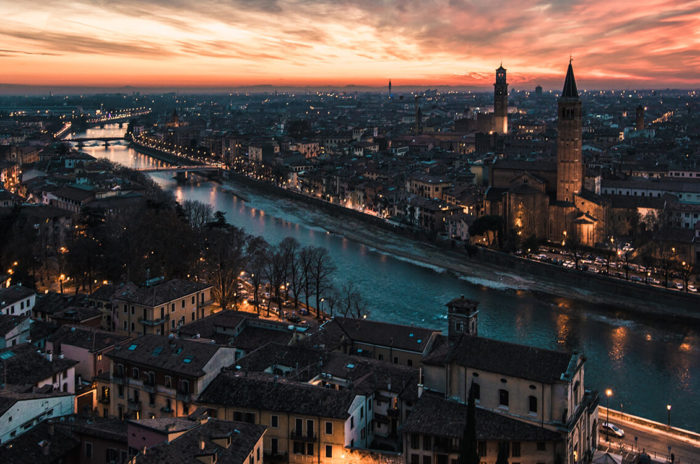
[0,343,78,394]
[105,335,235,420]
[0,285,36,316]
[0,315,31,348]
[421,301,598,464]
[493,65,508,135]
[197,371,366,464]
[0,392,74,445]
[111,279,213,336]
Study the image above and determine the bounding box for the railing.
[290,430,316,442]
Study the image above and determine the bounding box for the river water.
[69,125,699,430]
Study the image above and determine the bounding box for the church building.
[484,61,607,247]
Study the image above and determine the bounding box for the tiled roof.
[423,334,575,384]
[1,420,79,464]
[0,344,78,390]
[314,317,439,353]
[0,285,34,307]
[131,419,265,464]
[113,279,211,307]
[401,392,562,441]
[108,335,224,378]
[0,314,29,337]
[47,325,131,352]
[198,371,356,419]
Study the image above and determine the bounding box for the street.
[600,418,700,463]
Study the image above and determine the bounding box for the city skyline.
[2,0,700,89]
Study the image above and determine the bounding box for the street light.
[667,404,671,427]
[605,388,613,441]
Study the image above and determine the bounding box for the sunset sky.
[2,0,699,89]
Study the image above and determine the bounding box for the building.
[312,317,441,367]
[402,392,562,464]
[111,279,213,336]
[0,343,78,393]
[493,65,508,134]
[636,105,645,131]
[104,335,235,420]
[421,299,598,464]
[197,371,367,464]
[0,315,31,348]
[55,416,129,464]
[556,61,583,204]
[0,391,74,445]
[129,417,266,464]
[0,285,36,316]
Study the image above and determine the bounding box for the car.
[286,313,301,323]
[675,282,684,290]
[600,422,624,438]
[688,284,698,292]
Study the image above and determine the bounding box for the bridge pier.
[175,171,188,182]
[104,141,110,148]
[118,122,123,129]
[77,141,84,149]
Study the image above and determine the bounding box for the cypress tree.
[496,441,509,464]
[459,384,479,464]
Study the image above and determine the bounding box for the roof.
[108,335,224,378]
[423,334,576,384]
[401,392,562,441]
[0,315,30,337]
[198,371,357,419]
[131,419,265,464]
[0,390,73,416]
[0,420,79,464]
[0,344,78,390]
[561,61,578,99]
[0,285,35,307]
[33,292,88,317]
[113,279,211,307]
[315,317,439,353]
[56,416,127,443]
[129,417,202,434]
[47,325,130,352]
[52,306,102,323]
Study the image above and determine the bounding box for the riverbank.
[126,141,700,323]
[221,170,700,324]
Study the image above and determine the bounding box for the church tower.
[493,65,508,134]
[636,105,645,130]
[556,61,583,203]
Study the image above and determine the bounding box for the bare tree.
[203,224,247,310]
[182,200,213,230]
[263,246,286,317]
[338,281,368,319]
[246,237,268,314]
[279,237,300,302]
[299,246,315,315]
[310,247,336,319]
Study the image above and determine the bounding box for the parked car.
[688,284,697,292]
[600,422,625,438]
[286,313,301,323]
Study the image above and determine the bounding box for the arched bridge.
[136,165,223,173]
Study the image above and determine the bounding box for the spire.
[562,60,578,98]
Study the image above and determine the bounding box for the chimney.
[142,446,147,455]
[418,384,424,398]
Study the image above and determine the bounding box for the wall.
[0,395,74,444]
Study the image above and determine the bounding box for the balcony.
[138,316,168,327]
[290,430,316,442]
[99,396,111,405]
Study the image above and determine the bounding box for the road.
[600,418,700,463]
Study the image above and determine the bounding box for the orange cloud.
[1,0,699,88]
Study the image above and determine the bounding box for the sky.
[2,0,699,89]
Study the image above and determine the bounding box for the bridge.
[68,136,125,148]
[136,165,222,173]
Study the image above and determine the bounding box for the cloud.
[1,0,699,87]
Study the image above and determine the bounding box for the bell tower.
[493,65,508,134]
[447,296,479,343]
[556,60,583,203]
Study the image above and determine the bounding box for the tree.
[279,237,300,302]
[310,247,336,319]
[495,441,509,464]
[182,200,213,230]
[458,384,479,464]
[263,246,286,317]
[246,237,269,314]
[469,215,504,248]
[203,223,247,310]
[338,281,368,319]
[299,246,316,315]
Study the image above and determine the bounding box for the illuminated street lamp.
[667,404,672,427]
[605,388,613,441]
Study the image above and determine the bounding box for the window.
[306,443,314,456]
[132,368,139,379]
[182,300,185,308]
[325,421,332,435]
[499,389,509,407]
[512,442,521,457]
[234,412,243,421]
[271,415,279,428]
[478,441,487,457]
[407,359,413,367]
[191,312,195,321]
[423,435,432,451]
[85,442,93,458]
[410,434,420,449]
[192,296,195,304]
[246,413,255,424]
[149,393,155,406]
[326,445,333,458]
[423,456,432,464]
[411,455,420,464]
[529,396,538,413]
[165,376,172,388]
[350,416,354,429]
[537,442,546,451]
[393,357,398,364]
[257,447,260,461]
[118,385,124,398]
[360,406,364,418]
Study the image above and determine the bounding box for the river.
[68,125,699,430]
